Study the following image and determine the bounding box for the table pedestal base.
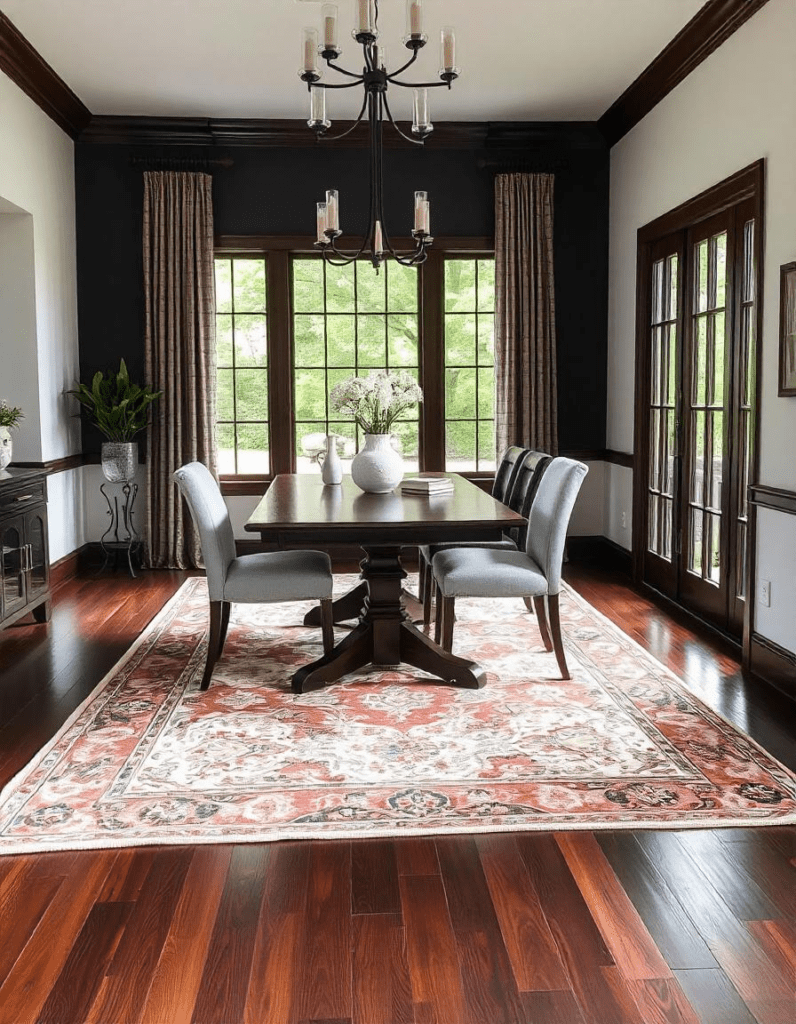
[294,546,486,693]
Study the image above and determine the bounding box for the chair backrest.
[525,457,588,593]
[172,462,236,601]
[492,445,528,503]
[507,450,552,515]
[505,450,552,546]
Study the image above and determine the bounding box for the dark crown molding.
[598,0,772,146]
[0,12,91,139]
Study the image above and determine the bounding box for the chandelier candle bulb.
[321,4,339,51]
[407,0,423,37]
[302,27,319,73]
[309,86,330,129]
[414,191,430,235]
[375,44,387,70]
[441,26,456,72]
[316,202,329,243]
[356,0,375,37]
[374,220,384,255]
[412,88,432,135]
[325,189,339,232]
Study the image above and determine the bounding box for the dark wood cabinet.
[0,468,51,629]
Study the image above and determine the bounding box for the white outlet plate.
[759,579,771,607]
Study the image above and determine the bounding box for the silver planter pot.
[101,441,138,482]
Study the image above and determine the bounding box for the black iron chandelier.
[299,0,459,270]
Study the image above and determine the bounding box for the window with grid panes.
[214,257,269,475]
[292,257,421,472]
[444,258,496,471]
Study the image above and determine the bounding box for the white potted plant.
[68,360,161,481]
[0,400,23,471]
[330,370,422,492]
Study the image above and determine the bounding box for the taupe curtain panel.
[143,171,216,569]
[494,172,558,456]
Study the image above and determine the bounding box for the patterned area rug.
[2,576,795,854]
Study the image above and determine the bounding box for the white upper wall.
[0,69,80,463]
[607,0,796,652]
[607,0,796,491]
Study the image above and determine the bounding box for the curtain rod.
[129,156,234,170]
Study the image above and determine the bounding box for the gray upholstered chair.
[173,462,335,690]
[431,457,588,679]
[419,448,552,625]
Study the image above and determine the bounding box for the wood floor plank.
[0,851,117,1024]
[435,836,527,1023]
[137,845,233,1024]
[189,844,271,1024]
[519,990,587,1023]
[394,837,439,876]
[669,830,784,921]
[625,976,703,1024]
[295,841,353,1024]
[476,834,570,992]
[634,833,794,1009]
[399,872,468,1024]
[86,848,193,1024]
[672,968,757,1024]
[596,832,719,971]
[244,842,311,1024]
[516,834,641,1024]
[36,900,133,1024]
[351,839,401,916]
[97,849,158,903]
[0,869,64,989]
[352,913,413,1024]
[556,832,672,980]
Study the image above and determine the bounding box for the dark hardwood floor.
[0,560,793,1024]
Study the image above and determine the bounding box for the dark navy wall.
[74,126,609,453]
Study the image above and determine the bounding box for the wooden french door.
[636,187,759,639]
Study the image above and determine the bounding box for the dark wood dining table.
[245,473,525,693]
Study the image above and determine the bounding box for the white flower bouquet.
[330,370,422,435]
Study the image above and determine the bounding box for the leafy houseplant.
[0,400,23,471]
[68,360,161,481]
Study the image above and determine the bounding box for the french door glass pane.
[646,254,678,561]
[687,231,726,584]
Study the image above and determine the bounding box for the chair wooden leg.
[434,581,443,644]
[320,598,335,655]
[218,601,231,657]
[201,601,223,690]
[439,595,456,652]
[532,596,554,652]
[522,596,535,615]
[418,550,427,600]
[422,553,434,627]
[547,593,570,679]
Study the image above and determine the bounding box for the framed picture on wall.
[779,261,796,396]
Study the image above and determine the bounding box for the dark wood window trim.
[632,160,765,668]
[215,237,494,496]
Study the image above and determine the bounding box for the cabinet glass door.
[27,511,48,598]
[1,521,26,617]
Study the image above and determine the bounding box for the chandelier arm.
[384,49,420,81]
[382,94,425,146]
[324,60,366,80]
[315,93,369,142]
[388,78,453,89]
[312,79,367,91]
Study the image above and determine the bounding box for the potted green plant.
[0,400,23,471]
[68,360,161,481]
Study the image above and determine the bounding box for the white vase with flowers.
[330,371,423,493]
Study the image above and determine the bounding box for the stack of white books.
[401,475,454,496]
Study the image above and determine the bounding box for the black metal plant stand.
[99,481,143,578]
